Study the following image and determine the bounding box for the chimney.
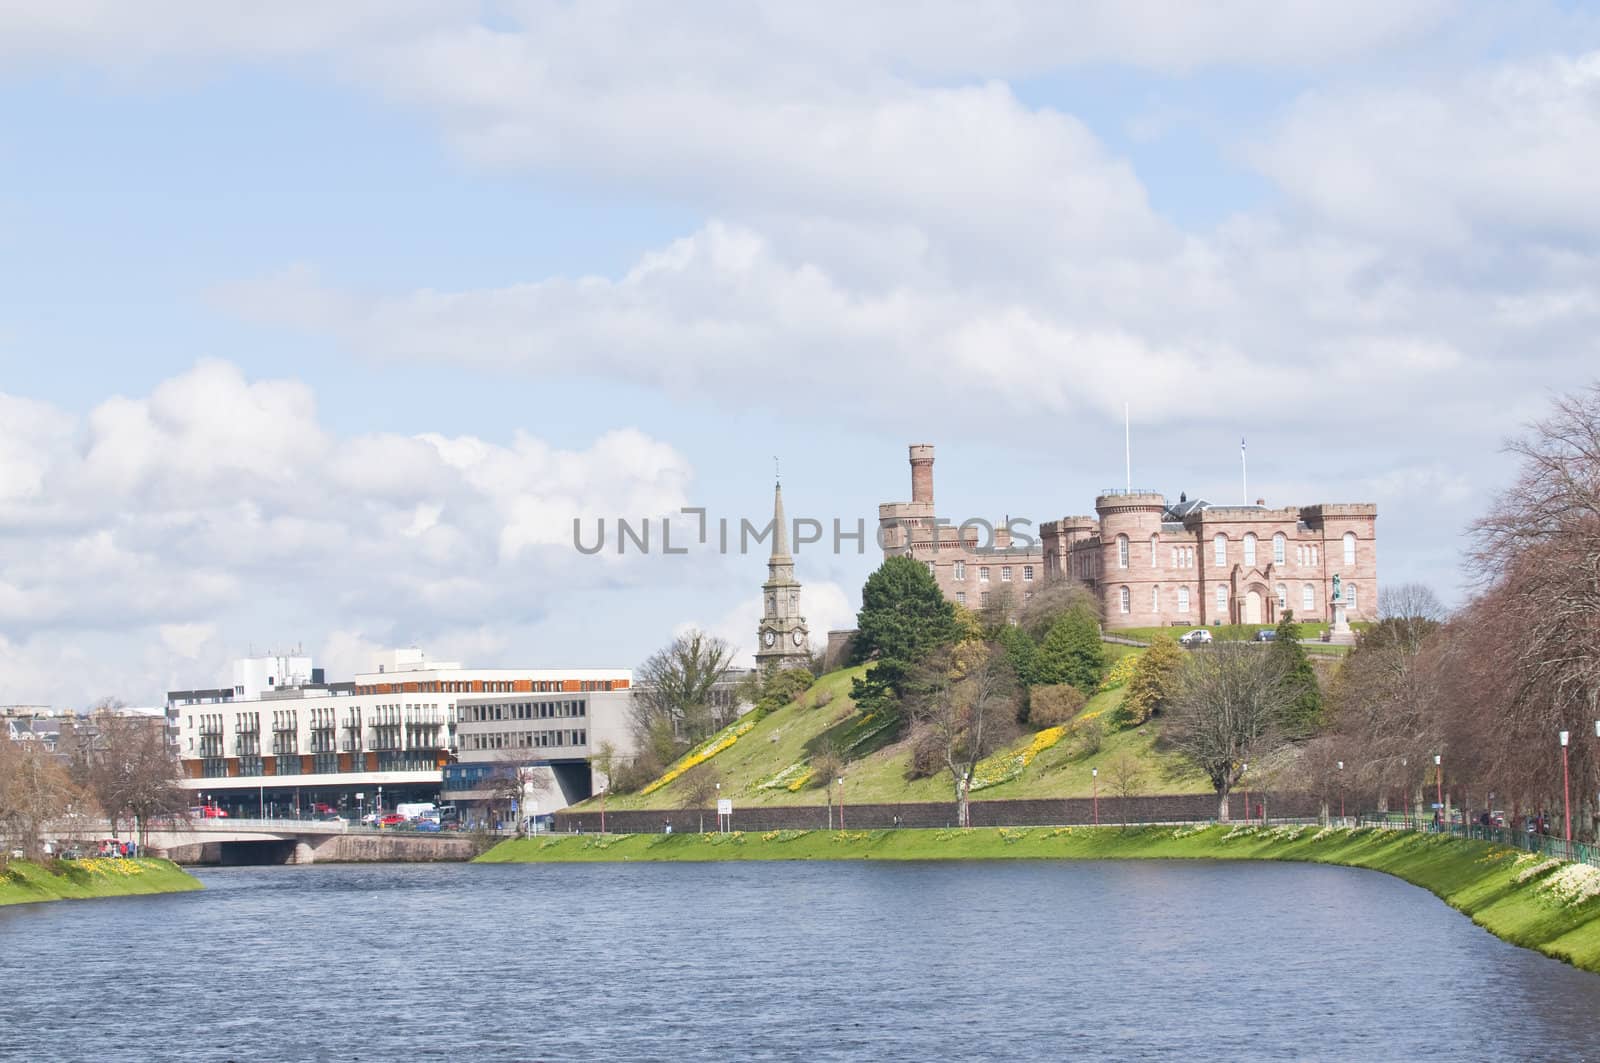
[909,444,935,504]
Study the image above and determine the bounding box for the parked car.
[413,819,441,833]
[360,812,378,825]
[189,805,228,818]
[1179,629,1213,646]
[379,813,407,827]
[1253,629,1277,642]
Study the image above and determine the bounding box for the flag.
[1241,436,1246,453]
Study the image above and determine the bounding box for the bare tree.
[906,641,1020,827]
[1165,644,1288,822]
[488,751,553,835]
[1105,752,1143,828]
[76,707,187,845]
[631,630,737,750]
[679,762,723,833]
[0,735,85,858]
[1016,577,1101,640]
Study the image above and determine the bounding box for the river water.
[2,859,1598,1061]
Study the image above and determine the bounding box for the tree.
[994,623,1038,689]
[1016,577,1101,640]
[851,556,959,665]
[631,630,737,748]
[679,762,724,834]
[1165,643,1288,821]
[906,641,1020,827]
[0,736,84,858]
[1032,610,1105,694]
[1105,752,1144,828]
[1026,684,1086,728]
[1116,636,1184,728]
[1266,611,1322,737]
[76,706,187,845]
[488,751,553,835]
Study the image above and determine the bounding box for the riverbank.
[481,825,1600,975]
[0,858,203,906]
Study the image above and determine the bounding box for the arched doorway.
[1244,589,1264,625]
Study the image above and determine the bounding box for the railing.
[1359,814,1600,870]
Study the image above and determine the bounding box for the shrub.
[1027,684,1087,728]
[813,689,835,709]
[1068,716,1103,757]
[906,727,944,779]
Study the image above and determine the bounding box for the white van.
[395,802,436,821]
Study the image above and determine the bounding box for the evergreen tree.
[851,556,959,665]
[1267,610,1323,736]
[1032,609,1105,694]
[994,623,1038,688]
[1116,635,1186,727]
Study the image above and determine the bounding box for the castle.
[878,444,1377,630]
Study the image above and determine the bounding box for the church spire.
[771,479,790,559]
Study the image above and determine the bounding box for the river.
[2,859,1598,1061]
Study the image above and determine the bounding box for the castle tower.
[756,479,810,670]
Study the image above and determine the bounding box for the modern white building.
[167,649,633,820]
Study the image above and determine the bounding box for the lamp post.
[377,785,383,830]
[1560,730,1572,844]
[838,777,845,830]
[1337,761,1345,823]
[1241,762,1249,825]
[1440,755,1452,832]
[599,785,607,836]
[1092,768,1099,826]
[715,782,722,834]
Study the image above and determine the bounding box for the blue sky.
[2,1,1599,705]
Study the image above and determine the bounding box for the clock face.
[791,629,805,647]
[762,630,776,647]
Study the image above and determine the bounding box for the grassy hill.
[590,644,1211,814]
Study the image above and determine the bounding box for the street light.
[1091,767,1099,826]
[1434,755,1442,830]
[1241,762,1250,824]
[838,777,845,830]
[1560,730,1572,843]
[1337,761,1345,822]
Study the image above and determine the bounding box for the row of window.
[462,729,588,751]
[1113,532,1359,571]
[954,590,1036,607]
[1113,582,1359,614]
[460,700,588,723]
[931,561,1037,583]
[354,679,621,696]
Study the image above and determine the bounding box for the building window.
[1213,534,1227,567]
[1273,533,1286,565]
[1346,583,1357,610]
[1216,585,1228,615]
[980,566,990,582]
[954,561,966,581]
[1276,583,1287,609]
[1150,535,1159,569]
[1117,535,1129,568]
[956,591,966,606]
[1151,586,1160,612]
[1002,566,1012,582]
[1119,586,1130,613]
[1178,587,1190,612]
[927,561,937,577]
[1023,565,1034,582]
[1302,584,1315,612]
[1343,532,1356,565]
[1243,533,1257,567]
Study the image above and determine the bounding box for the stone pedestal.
[1327,603,1356,645]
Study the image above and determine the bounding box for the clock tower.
[755,478,810,671]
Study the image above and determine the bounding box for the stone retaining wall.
[556,792,1327,834]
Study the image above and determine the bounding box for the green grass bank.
[0,857,203,907]
[480,825,1600,976]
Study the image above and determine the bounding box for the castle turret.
[909,444,935,504]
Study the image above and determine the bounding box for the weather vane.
[774,455,780,483]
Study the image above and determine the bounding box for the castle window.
[1273,534,1286,565]
[1178,587,1190,612]
[1216,585,1228,615]
[1119,586,1130,614]
[1302,584,1315,612]
[954,561,966,581]
[1171,547,1178,567]
[1343,532,1356,565]
[979,566,990,582]
[1243,533,1257,567]
[1276,583,1287,609]
[956,592,966,606]
[1001,567,1012,582]
[1346,583,1357,610]
[1213,534,1227,566]
[1151,585,1160,611]
[1117,535,1129,568]
[927,561,937,577]
[1024,591,1033,602]
[1023,565,1034,582]
[1150,535,1159,568]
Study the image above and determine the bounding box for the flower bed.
[1097,653,1140,693]
[1538,863,1600,907]
[969,725,1067,792]
[757,763,813,791]
[640,717,758,796]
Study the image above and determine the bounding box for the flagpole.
[1124,404,1131,493]
[1241,436,1248,505]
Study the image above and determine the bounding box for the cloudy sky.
[3,2,1598,707]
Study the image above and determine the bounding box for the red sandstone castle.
[878,444,1377,630]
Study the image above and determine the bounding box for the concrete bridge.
[138,818,477,865]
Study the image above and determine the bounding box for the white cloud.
[0,362,693,704]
